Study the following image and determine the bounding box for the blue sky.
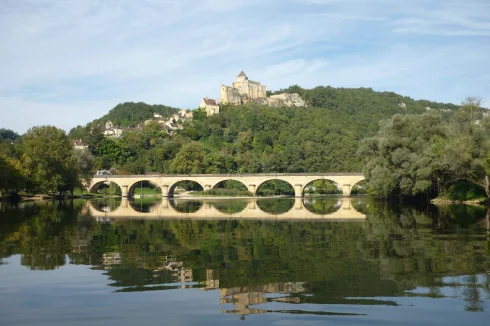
[1,0,489,133]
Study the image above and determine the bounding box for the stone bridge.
[88,173,365,197]
[88,198,366,221]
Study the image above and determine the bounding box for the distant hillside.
[68,86,465,175]
[97,102,180,127]
[180,86,462,173]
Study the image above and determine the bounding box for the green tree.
[435,100,490,199]
[0,154,28,196]
[358,113,446,198]
[0,129,19,141]
[74,149,94,188]
[22,126,79,195]
[93,138,131,166]
[169,142,208,174]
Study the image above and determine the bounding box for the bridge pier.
[121,197,130,208]
[342,184,352,197]
[248,184,256,196]
[294,198,303,210]
[161,185,170,197]
[294,184,303,197]
[121,185,129,197]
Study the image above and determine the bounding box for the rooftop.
[203,98,218,106]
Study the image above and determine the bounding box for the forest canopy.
[62,87,462,176]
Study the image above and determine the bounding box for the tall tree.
[22,126,79,195]
[169,142,208,174]
[435,100,490,199]
[74,149,94,188]
[358,113,446,198]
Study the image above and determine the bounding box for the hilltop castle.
[220,71,267,105]
[200,71,306,116]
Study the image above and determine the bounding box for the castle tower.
[220,71,267,106]
[235,70,248,82]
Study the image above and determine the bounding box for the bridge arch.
[128,179,161,197]
[302,179,342,197]
[256,179,296,197]
[211,179,249,193]
[167,180,205,197]
[350,179,368,195]
[89,180,123,196]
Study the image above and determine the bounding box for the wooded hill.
[67,85,461,175]
[98,102,180,127]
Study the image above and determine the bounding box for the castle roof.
[203,98,218,106]
[237,71,247,78]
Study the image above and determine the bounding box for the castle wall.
[220,85,241,105]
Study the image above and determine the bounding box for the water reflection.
[303,197,342,214]
[87,197,366,220]
[169,199,203,213]
[211,200,248,214]
[129,198,158,213]
[81,197,121,213]
[256,198,295,214]
[0,199,489,323]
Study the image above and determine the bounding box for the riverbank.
[431,197,488,206]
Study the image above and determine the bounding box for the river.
[0,197,489,325]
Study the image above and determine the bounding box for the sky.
[0,0,489,134]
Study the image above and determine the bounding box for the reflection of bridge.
[87,198,366,220]
[88,173,365,197]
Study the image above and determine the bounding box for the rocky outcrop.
[267,93,306,107]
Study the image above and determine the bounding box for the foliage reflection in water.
[256,198,295,214]
[0,199,489,325]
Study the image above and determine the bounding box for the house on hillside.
[72,139,88,150]
[103,121,123,138]
[200,98,220,116]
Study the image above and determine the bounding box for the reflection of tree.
[129,198,160,213]
[256,198,294,214]
[212,200,248,214]
[169,199,203,213]
[90,198,121,213]
[359,200,489,303]
[302,198,341,214]
[1,199,489,314]
[0,200,94,270]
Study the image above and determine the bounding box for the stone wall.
[220,85,242,105]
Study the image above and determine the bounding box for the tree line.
[359,98,490,200]
[2,86,488,200]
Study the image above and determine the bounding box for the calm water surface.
[0,197,489,325]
